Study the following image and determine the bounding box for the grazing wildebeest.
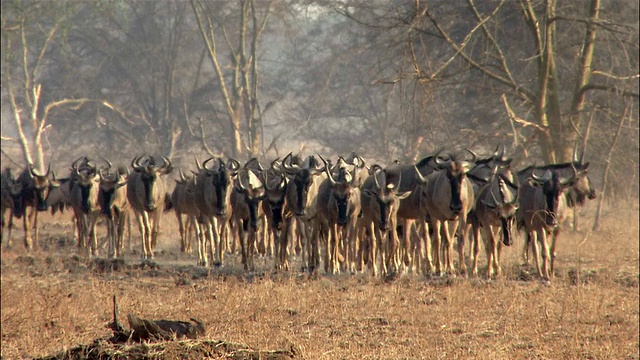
[8,163,59,250]
[98,162,130,258]
[516,165,578,282]
[472,169,519,278]
[315,155,361,274]
[230,165,265,271]
[127,155,173,260]
[358,165,411,276]
[193,157,240,267]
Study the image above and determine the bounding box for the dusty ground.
[1,201,638,359]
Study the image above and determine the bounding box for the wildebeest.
[260,159,289,262]
[193,157,240,267]
[389,150,447,274]
[516,165,578,281]
[7,163,59,250]
[414,152,476,275]
[98,162,130,258]
[127,155,173,260]
[230,164,265,271]
[164,169,199,255]
[278,153,326,271]
[358,165,411,276]
[1,168,16,247]
[315,155,361,274]
[69,159,103,256]
[471,169,519,278]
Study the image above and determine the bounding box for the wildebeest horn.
[433,148,448,167]
[159,156,172,173]
[465,148,478,164]
[530,166,550,182]
[414,165,428,184]
[373,169,382,190]
[270,157,281,173]
[227,158,240,174]
[560,163,579,186]
[202,157,219,173]
[236,170,248,191]
[194,156,203,171]
[179,169,187,182]
[29,164,41,178]
[282,152,298,174]
[317,154,336,186]
[368,164,382,176]
[100,157,113,172]
[131,155,145,172]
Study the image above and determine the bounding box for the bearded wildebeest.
[127,155,173,260]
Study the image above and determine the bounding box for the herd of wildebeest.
[0,144,596,283]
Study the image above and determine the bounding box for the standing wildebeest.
[193,157,240,267]
[390,150,447,274]
[278,153,326,271]
[69,159,103,256]
[164,169,200,255]
[98,163,130,258]
[414,153,476,276]
[315,155,361,274]
[127,155,173,260]
[359,165,411,276]
[261,159,289,261]
[230,165,265,271]
[8,164,59,250]
[1,168,16,247]
[471,169,519,279]
[517,165,579,282]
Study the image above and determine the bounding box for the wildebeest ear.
[395,191,411,200]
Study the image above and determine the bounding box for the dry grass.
[2,201,638,359]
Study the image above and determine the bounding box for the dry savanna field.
[1,200,638,359]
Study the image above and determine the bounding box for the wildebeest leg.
[150,210,160,252]
[278,217,292,271]
[331,224,340,274]
[140,212,153,259]
[377,227,388,276]
[432,221,443,276]
[471,221,481,277]
[529,230,543,279]
[538,229,551,281]
[456,220,468,275]
[522,233,532,266]
[481,227,494,279]
[196,218,209,266]
[367,222,378,276]
[238,219,248,270]
[210,217,223,266]
[33,209,40,250]
[550,227,560,278]
[88,213,99,257]
[23,208,34,251]
[175,211,186,253]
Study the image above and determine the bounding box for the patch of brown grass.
[1,202,638,359]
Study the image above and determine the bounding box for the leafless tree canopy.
[1,0,638,198]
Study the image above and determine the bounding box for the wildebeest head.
[364,166,411,231]
[529,165,578,227]
[72,160,100,214]
[4,169,25,217]
[131,155,173,211]
[263,159,288,230]
[27,163,59,212]
[98,162,127,218]
[320,154,359,226]
[566,149,596,206]
[481,171,519,246]
[202,157,240,216]
[235,167,265,230]
[423,151,476,217]
[283,153,323,216]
